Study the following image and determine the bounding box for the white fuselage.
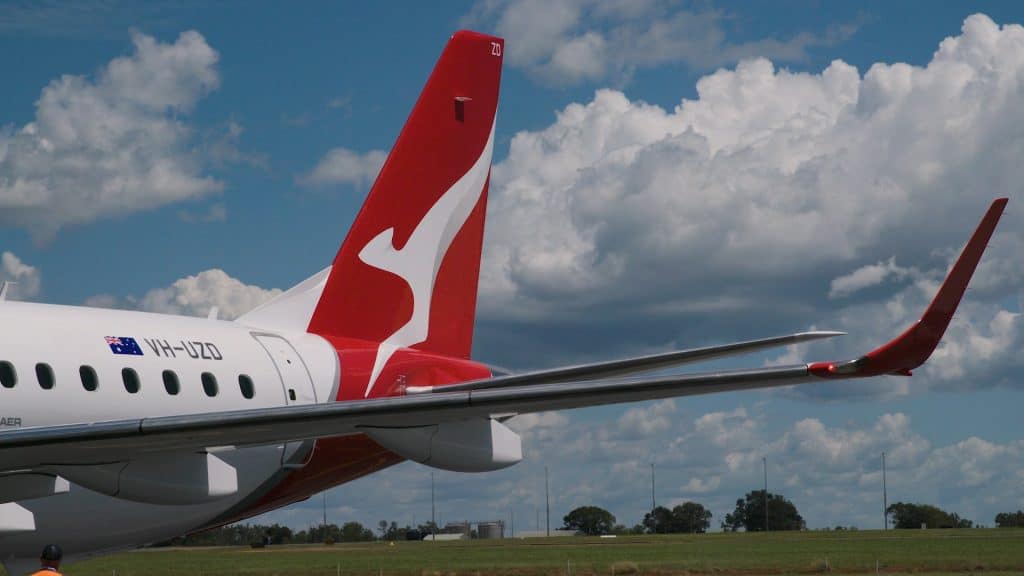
[0,301,339,565]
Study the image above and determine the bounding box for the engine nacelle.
[54,452,238,505]
[364,418,523,472]
[0,473,69,504]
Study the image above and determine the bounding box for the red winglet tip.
[811,199,1007,379]
[861,198,1007,374]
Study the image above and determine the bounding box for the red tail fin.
[307,31,503,393]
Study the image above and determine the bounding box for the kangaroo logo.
[358,123,495,397]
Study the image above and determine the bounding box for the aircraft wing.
[0,198,1007,471]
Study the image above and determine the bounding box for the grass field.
[26,529,1024,576]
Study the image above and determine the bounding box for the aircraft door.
[253,334,318,405]
[254,333,319,467]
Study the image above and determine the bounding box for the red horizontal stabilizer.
[810,198,1008,378]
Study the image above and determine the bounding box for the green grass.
[27,529,1024,575]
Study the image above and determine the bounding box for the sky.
[1,0,1023,533]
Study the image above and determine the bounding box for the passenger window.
[201,372,218,397]
[36,363,55,390]
[162,370,180,396]
[80,365,98,392]
[122,368,140,394]
[238,374,255,399]
[0,361,15,389]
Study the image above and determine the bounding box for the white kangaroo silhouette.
[359,123,495,397]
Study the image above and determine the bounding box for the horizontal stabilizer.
[406,331,843,394]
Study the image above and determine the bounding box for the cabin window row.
[0,361,255,399]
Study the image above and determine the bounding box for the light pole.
[882,452,888,530]
[545,466,550,537]
[651,463,656,510]
[651,462,656,533]
[431,471,436,541]
[763,456,769,533]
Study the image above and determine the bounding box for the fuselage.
[0,301,401,562]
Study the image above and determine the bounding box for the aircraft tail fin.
[242,31,503,366]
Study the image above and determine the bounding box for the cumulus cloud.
[476,14,1024,399]
[462,0,856,85]
[0,30,224,240]
[298,147,387,188]
[88,269,281,320]
[0,251,41,300]
[829,257,913,299]
[678,475,720,495]
[617,398,675,438]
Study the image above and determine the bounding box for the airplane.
[0,29,1009,574]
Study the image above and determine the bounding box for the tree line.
[161,495,1023,545]
[886,503,973,529]
[159,521,407,546]
[887,504,1024,529]
[561,490,804,536]
[994,510,1024,528]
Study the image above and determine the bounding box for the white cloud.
[829,257,912,299]
[298,147,387,188]
[617,398,675,438]
[88,269,281,320]
[679,475,720,495]
[179,203,228,224]
[477,14,1024,400]
[462,0,855,85]
[0,30,223,240]
[927,308,1022,382]
[691,407,758,450]
[138,269,282,319]
[0,251,41,300]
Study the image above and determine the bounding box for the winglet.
[810,198,1008,378]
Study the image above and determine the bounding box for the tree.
[887,503,972,529]
[417,521,438,538]
[340,521,375,542]
[641,503,712,534]
[723,490,803,532]
[995,511,1024,528]
[671,502,712,533]
[642,506,673,534]
[562,506,616,535]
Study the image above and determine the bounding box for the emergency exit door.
[254,334,318,405]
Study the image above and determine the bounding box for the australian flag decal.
[106,336,144,356]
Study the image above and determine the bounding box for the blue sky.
[1,1,1023,532]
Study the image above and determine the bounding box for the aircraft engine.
[363,418,522,472]
[53,452,238,505]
